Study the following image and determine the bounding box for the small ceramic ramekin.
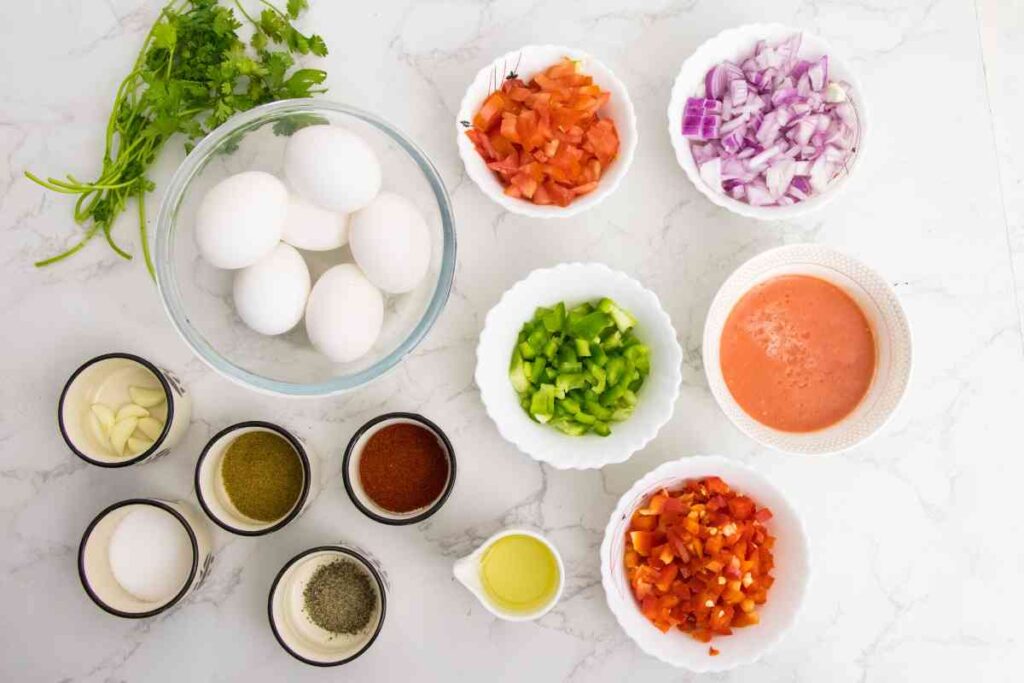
[268,545,388,667]
[475,263,683,469]
[342,412,456,525]
[702,244,912,455]
[452,528,565,622]
[667,24,868,220]
[194,421,319,535]
[58,352,192,467]
[600,456,809,672]
[78,498,214,619]
[456,44,638,219]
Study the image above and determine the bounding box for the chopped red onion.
[683,97,724,139]
[683,33,859,207]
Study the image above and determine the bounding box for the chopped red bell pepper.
[623,478,776,651]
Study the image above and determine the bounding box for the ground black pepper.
[302,559,377,636]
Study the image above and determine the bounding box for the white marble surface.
[2,0,1022,680]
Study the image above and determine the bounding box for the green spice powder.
[303,559,377,636]
[220,431,303,523]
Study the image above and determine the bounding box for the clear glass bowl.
[155,100,456,396]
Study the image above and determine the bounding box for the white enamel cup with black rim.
[194,421,319,536]
[342,412,457,525]
[268,544,388,667]
[58,353,191,467]
[78,498,214,619]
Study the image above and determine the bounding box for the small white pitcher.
[452,528,565,622]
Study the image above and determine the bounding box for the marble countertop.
[2,0,1022,680]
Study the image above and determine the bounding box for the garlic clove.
[136,417,164,441]
[116,403,149,421]
[109,417,139,457]
[91,403,116,431]
[127,436,154,456]
[88,412,108,446]
[129,386,166,408]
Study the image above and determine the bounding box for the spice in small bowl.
[195,421,318,535]
[268,545,387,666]
[58,353,191,467]
[342,413,456,525]
[78,498,214,618]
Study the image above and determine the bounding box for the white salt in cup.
[195,421,320,536]
[58,352,192,467]
[268,545,388,667]
[78,498,214,618]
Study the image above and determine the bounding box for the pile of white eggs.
[194,125,431,363]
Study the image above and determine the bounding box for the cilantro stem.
[138,187,155,278]
[232,0,257,25]
[33,225,101,267]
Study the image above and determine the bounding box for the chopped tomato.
[466,58,620,207]
[623,477,776,650]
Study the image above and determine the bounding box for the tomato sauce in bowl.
[719,275,875,433]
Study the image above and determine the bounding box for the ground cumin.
[221,431,303,522]
[358,423,448,513]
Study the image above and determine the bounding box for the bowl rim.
[474,262,683,469]
[456,44,639,219]
[267,545,388,667]
[666,23,868,220]
[155,98,457,397]
[599,455,811,672]
[702,244,913,454]
[341,412,457,525]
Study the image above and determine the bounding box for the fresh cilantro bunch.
[25,0,328,276]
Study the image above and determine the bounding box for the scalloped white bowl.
[456,45,638,219]
[475,263,682,469]
[601,455,810,672]
[667,24,868,220]
[703,244,912,455]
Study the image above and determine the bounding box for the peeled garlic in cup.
[60,354,192,468]
[129,385,167,408]
[88,386,168,459]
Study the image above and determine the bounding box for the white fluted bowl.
[667,24,868,220]
[475,263,682,469]
[601,455,810,672]
[703,244,912,455]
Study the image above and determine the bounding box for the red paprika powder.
[358,423,449,513]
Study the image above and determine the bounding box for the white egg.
[284,125,381,213]
[305,264,384,363]
[349,192,431,294]
[233,243,310,336]
[281,193,349,251]
[195,171,287,269]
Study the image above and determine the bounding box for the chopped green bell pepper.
[508,297,651,437]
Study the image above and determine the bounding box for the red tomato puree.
[719,275,876,432]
